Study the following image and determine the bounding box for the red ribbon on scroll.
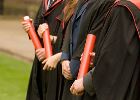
[43,24,53,58]
[77,34,96,79]
[23,16,42,49]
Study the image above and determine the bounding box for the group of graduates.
[21,0,140,100]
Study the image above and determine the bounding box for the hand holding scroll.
[70,78,84,96]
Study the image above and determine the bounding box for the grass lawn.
[0,52,32,100]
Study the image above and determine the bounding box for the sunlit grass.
[0,52,31,100]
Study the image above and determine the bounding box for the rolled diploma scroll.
[23,16,42,49]
[77,34,96,79]
[43,24,53,58]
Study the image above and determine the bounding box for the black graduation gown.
[26,0,65,100]
[26,2,45,100]
[43,1,65,100]
[90,1,140,100]
[54,11,74,100]
[61,0,115,100]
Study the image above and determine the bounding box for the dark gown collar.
[44,0,63,16]
[56,11,65,29]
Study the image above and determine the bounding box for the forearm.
[55,52,62,62]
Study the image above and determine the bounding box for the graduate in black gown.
[40,0,78,100]
[22,2,46,100]
[22,0,65,100]
[61,0,116,100]
[71,0,140,100]
[36,0,68,100]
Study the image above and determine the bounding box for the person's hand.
[37,23,58,43]
[70,78,84,96]
[89,52,95,67]
[35,48,46,61]
[37,23,48,38]
[50,35,57,44]
[61,60,73,80]
[21,19,32,32]
[42,53,61,71]
[80,52,95,67]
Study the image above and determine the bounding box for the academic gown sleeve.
[80,10,106,96]
[34,2,45,32]
[61,20,72,60]
[69,1,114,79]
[84,6,140,100]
